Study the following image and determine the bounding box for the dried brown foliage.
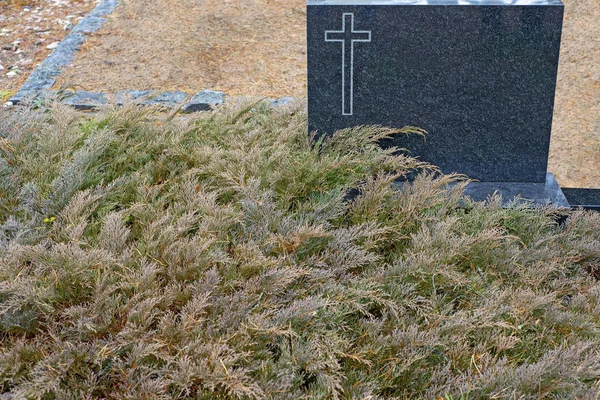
[0,100,598,399]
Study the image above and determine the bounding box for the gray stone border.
[9,89,294,112]
[7,0,119,105]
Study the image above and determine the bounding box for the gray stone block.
[562,188,600,211]
[71,17,107,34]
[116,90,156,105]
[63,91,107,110]
[44,33,86,67]
[461,172,570,207]
[181,90,226,112]
[88,0,119,18]
[116,91,190,108]
[271,97,295,107]
[8,90,41,105]
[142,91,189,107]
[18,64,60,93]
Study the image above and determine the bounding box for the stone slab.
[88,0,119,18]
[63,91,107,110]
[116,90,156,105]
[271,97,296,108]
[311,0,563,5]
[461,172,569,207]
[307,0,564,183]
[71,17,108,34]
[145,91,189,107]
[562,188,600,211]
[181,90,226,112]
[43,33,87,67]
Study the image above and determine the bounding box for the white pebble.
[6,71,17,78]
[46,42,60,50]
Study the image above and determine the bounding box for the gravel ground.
[0,0,100,99]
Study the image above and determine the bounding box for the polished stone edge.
[562,188,600,211]
[391,172,571,208]
[5,90,293,112]
[459,172,570,207]
[7,0,119,105]
[307,0,563,5]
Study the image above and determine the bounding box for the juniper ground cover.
[0,100,599,399]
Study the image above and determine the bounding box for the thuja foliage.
[0,100,599,399]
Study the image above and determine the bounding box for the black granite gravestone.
[307,0,569,206]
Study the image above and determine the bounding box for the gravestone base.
[460,172,569,207]
[561,188,600,211]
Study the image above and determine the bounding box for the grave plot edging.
[6,0,119,106]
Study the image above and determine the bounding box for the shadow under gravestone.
[307,0,599,208]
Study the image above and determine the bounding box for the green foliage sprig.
[0,100,598,399]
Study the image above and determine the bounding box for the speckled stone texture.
[561,188,600,211]
[462,172,569,207]
[181,90,226,112]
[307,0,564,184]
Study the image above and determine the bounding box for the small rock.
[3,102,14,109]
[6,71,17,78]
[23,7,31,12]
[15,49,24,55]
[46,42,59,50]
[0,65,3,71]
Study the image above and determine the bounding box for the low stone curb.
[11,89,295,112]
[8,0,119,106]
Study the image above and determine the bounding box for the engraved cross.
[325,13,371,116]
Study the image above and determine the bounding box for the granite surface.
[63,91,107,110]
[307,1,564,183]
[7,89,291,113]
[561,188,600,211]
[181,90,226,112]
[461,172,569,207]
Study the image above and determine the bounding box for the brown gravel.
[55,0,307,97]
[0,0,100,99]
